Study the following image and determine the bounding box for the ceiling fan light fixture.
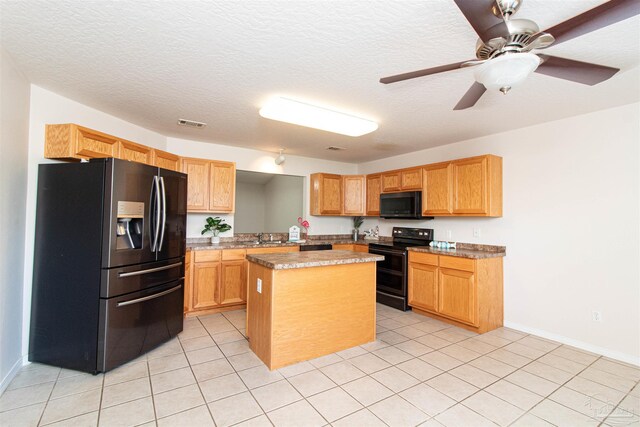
[474,52,541,93]
[259,97,378,137]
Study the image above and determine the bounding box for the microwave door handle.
[157,176,167,252]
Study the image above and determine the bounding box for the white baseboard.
[0,357,25,395]
[504,321,640,367]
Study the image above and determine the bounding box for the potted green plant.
[352,216,363,241]
[202,216,232,244]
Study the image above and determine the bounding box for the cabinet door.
[452,157,488,215]
[184,251,193,313]
[74,126,119,159]
[343,175,365,215]
[381,172,401,192]
[210,161,235,212]
[182,158,210,211]
[220,260,246,305]
[354,244,369,253]
[320,174,343,215]
[192,262,220,310]
[118,140,153,165]
[423,163,453,215]
[401,168,422,190]
[153,149,180,171]
[408,262,438,313]
[438,268,476,325]
[366,175,381,216]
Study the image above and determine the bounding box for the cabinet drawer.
[246,246,299,254]
[409,252,438,266]
[333,244,355,251]
[194,250,221,263]
[222,249,246,260]
[439,255,475,272]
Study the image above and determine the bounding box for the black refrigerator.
[30,158,187,373]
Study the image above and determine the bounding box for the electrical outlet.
[473,228,481,238]
[257,278,262,294]
[592,311,602,322]
[446,230,452,240]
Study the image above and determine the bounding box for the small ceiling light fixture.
[274,149,286,165]
[474,52,541,94]
[259,97,378,137]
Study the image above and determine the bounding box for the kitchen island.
[246,250,384,370]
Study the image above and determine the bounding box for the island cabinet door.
[438,268,477,326]
[408,262,438,313]
[192,262,221,309]
[220,260,246,305]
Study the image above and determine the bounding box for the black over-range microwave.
[380,191,432,219]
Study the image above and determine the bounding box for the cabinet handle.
[117,284,182,307]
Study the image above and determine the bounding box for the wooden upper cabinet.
[152,149,180,171]
[182,158,211,211]
[343,175,365,215]
[401,168,422,190]
[310,173,343,215]
[118,139,153,165]
[452,155,502,216]
[181,158,235,213]
[422,163,453,215]
[45,124,119,161]
[381,168,422,193]
[210,161,236,212]
[381,171,401,192]
[366,174,381,216]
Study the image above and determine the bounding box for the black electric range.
[369,227,434,311]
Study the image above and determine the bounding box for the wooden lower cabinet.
[408,252,503,333]
[220,260,246,305]
[332,243,368,252]
[185,246,299,315]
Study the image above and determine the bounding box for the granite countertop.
[187,239,373,251]
[408,245,506,259]
[246,250,384,270]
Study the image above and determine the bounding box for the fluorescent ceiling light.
[259,97,378,137]
[474,53,541,94]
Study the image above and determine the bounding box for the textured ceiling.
[1,0,638,163]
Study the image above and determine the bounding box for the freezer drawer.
[98,280,184,372]
[100,257,184,298]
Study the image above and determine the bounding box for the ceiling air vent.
[177,119,207,128]
[326,146,346,151]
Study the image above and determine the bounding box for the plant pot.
[211,231,220,244]
[353,229,359,241]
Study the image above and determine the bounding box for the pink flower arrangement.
[297,217,310,231]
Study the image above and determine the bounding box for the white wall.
[235,182,266,233]
[20,87,169,358]
[166,138,356,237]
[264,175,304,233]
[0,47,30,392]
[358,103,640,364]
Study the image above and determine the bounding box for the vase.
[211,231,220,244]
[353,228,359,241]
[301,230,308,241]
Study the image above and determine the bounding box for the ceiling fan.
[379,0,640,110]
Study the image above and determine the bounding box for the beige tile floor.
[1,304,639,427]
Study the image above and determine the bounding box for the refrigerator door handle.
[116,284,182,307]
[117,261,183,278]
[150,176,161,252]
[158,176,167,251]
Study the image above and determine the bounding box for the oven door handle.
[117,284,182,307]
[370,248,406,257]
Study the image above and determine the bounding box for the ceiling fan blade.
[380,60,474,84]
[452,0,510,42]
[535,55,620,85]
[542,0,640,46]
[453,82,487,110]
